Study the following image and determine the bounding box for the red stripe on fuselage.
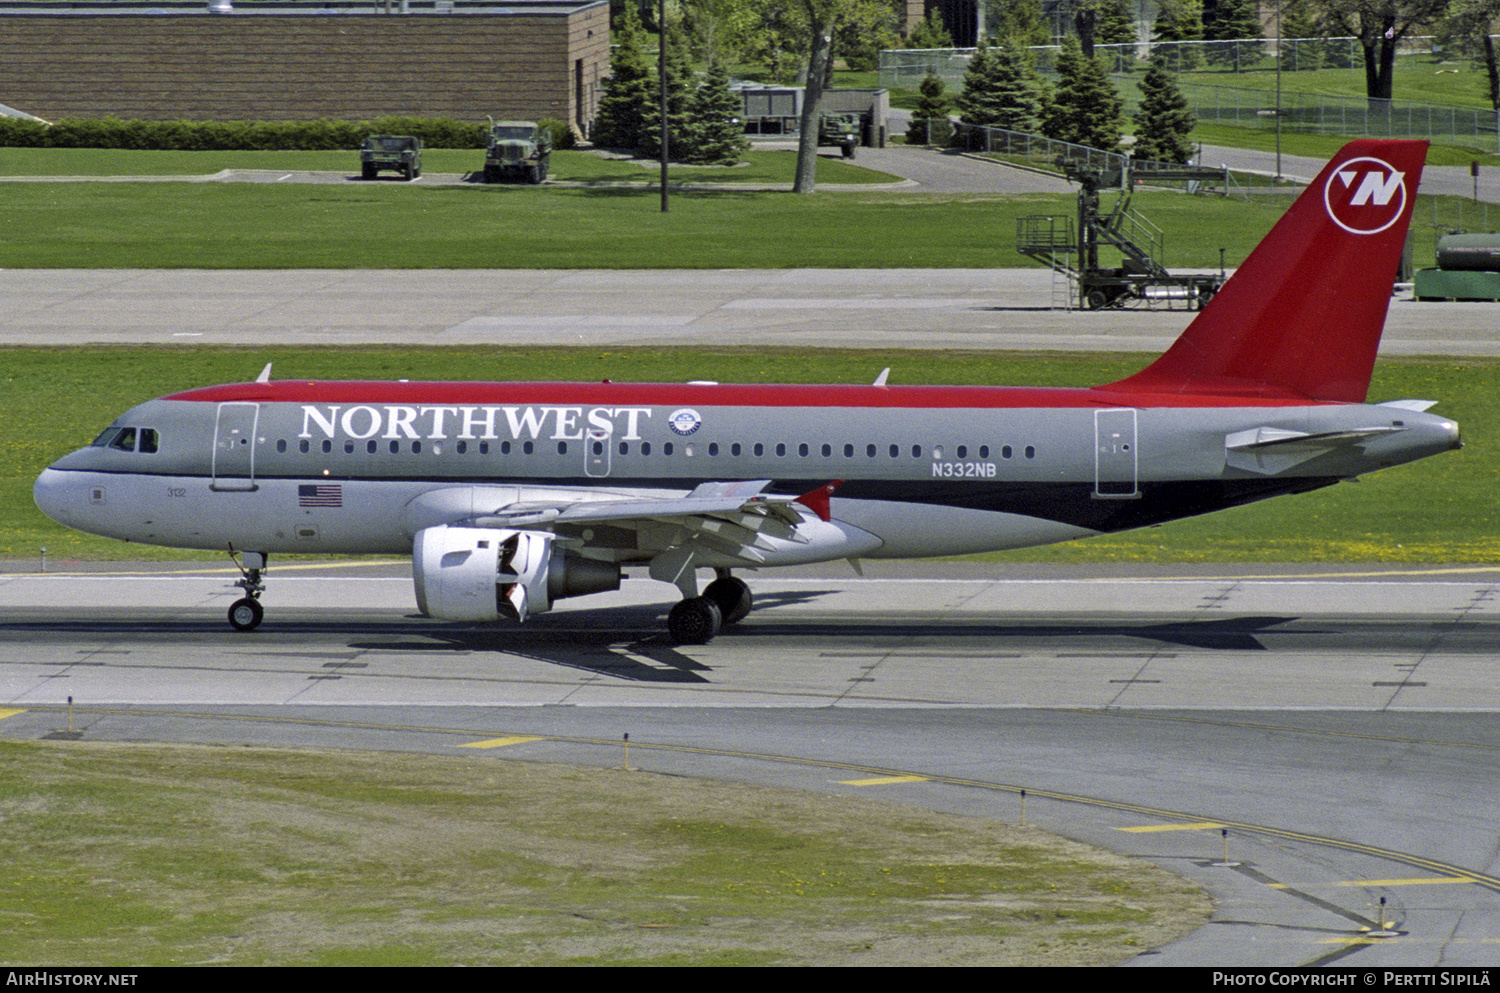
[164,380,1330,409]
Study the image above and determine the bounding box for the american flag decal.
[298,484,342,508]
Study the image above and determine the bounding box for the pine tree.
[636,26,695,160]
[1152,0,1204,71]
[908,72,953,146]
[590,3,654,150]
[1202,0,1263,71]
[1132,56,1196,163]
[955,38,1041,137]
[1043,36,1123,152]
[1096,0,1139,72]
[906,9,954,49]
[683,58,749,165]
[991,0,1050,49]
[1278,0,1324,72]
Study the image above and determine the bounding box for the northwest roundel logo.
[667,408,702,436]
[1323,156,1408,235]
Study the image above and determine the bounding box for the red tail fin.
[1106,139,1427,402]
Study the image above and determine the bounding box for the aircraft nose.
[33,467,75,526]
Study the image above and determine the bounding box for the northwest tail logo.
[1323,156,1408,235]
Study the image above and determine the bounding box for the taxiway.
[1,563,1496,967]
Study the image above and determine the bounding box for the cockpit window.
[99,427,159,453]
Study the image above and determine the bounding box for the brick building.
[0,1,610,132]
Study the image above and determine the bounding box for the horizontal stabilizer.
[1226,425,1402,474]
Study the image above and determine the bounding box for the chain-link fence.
[880,37,1500,149]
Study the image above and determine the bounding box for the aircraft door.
[584,426,612,477]
[1093,408,1139,499]
[212,402,260,491]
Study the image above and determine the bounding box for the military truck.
[817,113,861,159]
[483,120,552,184]
[359,135,422,180]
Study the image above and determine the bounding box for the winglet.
[796,480,844,522]
[1104,139,1427,403]
[256,362,274,384]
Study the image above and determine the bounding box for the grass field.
[0,178,1303,270]
[0,740,1208,965]
[5,346,1489,566]
[0,140,1485,270]
[0,146,896,184]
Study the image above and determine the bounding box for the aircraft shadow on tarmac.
[1,603,1321,685]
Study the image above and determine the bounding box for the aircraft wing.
[404,479,853,573]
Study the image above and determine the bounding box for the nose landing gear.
[227,548,267,631]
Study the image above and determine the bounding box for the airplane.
[33,139,1461,644]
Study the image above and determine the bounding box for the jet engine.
[412,525,620,623]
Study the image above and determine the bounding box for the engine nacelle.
[412,525,620,623]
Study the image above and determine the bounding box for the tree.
[1043,35,1124,151]
[1278,0,1327,71]
[1203,0,1265,70]
[1440,0,1500,111]
[684,58,751,164]
[955,38,1042,136]
[1152,0,1205,70]
[590,2,654,150]
[989,0,1050,48]
[1309,0,1451,103]
[1133,56,1196,162]
[791,0,837,193]
[905,8,954,48]
[908,72,954,145]
[635,25,695,160]
[1096,0,1139,71]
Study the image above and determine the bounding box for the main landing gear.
[667,571,753,645]
[227,549,267,632]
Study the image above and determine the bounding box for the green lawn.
[5,347,1489,566]
[0,146,895,184]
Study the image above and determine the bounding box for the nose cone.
[33,467,76,528]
